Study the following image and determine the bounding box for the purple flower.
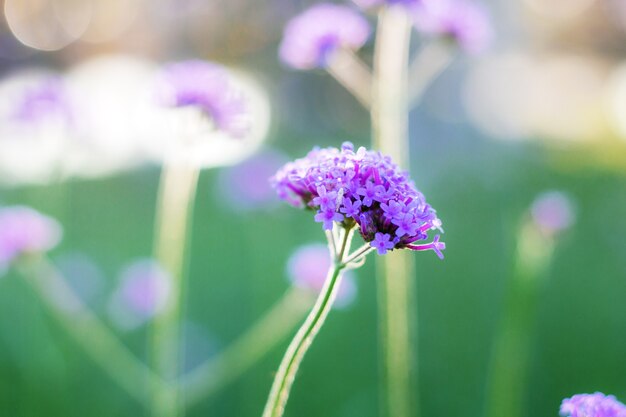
[531,191,575,236]
[279,3,371,70]
[272,142,445,258]
[11,76,74,126]
[314,207,345,230]
[340,197,362,218]
[357,181,386,207]
[108,259,172,330]
[412,0,492,54]
[560,393,626,417]
[353,0,491,53]
[218,149,288,212]
[156,60,250,137]
[311,185,339,211]
[287,243,357,308]
[0,206,62,273]
[371,233,395,255]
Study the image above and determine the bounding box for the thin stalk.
[371,7,416,417]
[17,256,167,406]
[262,227,353,417]
[326,48,373,109]
[407,40,455,107]
[151,162,200,417]
[485,223,555,417]
[342,244,374,266]
[181,288,313,407]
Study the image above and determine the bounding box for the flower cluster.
[352,0,491,54]
[561,393,626,417]
[156,60,250,137]
[412,0,492,54]
[279,3,371,70]
[0,206,62,273]
[272,143,444,258]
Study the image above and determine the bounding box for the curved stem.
[485,223,555,417]
[16,256,167,406]
[262,225,355,417]
[407,39,455,108]
[262,262,345,417]
[151,162,200,417]
[181,288,313,407]
[326,48,373,109]
[371,7,416,417]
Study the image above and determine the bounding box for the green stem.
[484,223,554,417]
[17,256,167,406]
[326,48,373,109]
[151,163,200,417]
[371,7,416,417]
[262,264,345,417]
[181,288,313,407]
[262,227,353,417]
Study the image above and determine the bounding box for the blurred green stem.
[485,222,555,417]
[371,7,416,417]
[17,255,166,406]
[181,288,313,407]
[408,39,455,107]
[151,163,200,417]
[326,48,373,109]
[262,226,355,417]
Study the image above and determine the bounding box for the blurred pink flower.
[287,243,357,308]
[279,3,371,70]
[0,206,62,273]
[108,259,172,330]
[413,0,492,54]
[530,191,576,236]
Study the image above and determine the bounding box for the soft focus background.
[1,0,626,417]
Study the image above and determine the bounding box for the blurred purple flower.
[272,142,445,258]
[287,243,357,308]
[412,0,492,54]
[560,393,626,417]
[218,148,289,212]
[530,191,575,236]
[279,3,371,70]
[108,259,171,330]
[0,206,62,273]
[10,76,74,126]
[156,60,250,137]
[352,0,491,53]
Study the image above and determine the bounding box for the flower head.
[272,142,444,258]
[156,60,250,137]
[0,206,62,273]
[287,243,357,308]
[108,259,172,330]
[530,191,575,236]
[352,0,491,54]
[11,76,74,126]
[560,393,626,417]
[412,0,492,54]
[279,3,371,70]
